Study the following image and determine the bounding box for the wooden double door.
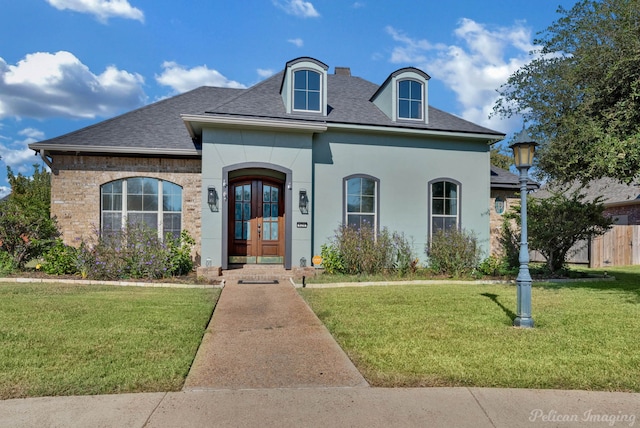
[228,178,285,264]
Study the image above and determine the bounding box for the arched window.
[293,69,321,112]
[101,178,182,239]
[344,174,379,232]
[429,179,460,236]
[398,79,423,120]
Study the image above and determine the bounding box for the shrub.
[42,239,78,275]
[426,229,481,278]
[166,230,196,276]
[0,250,16,275]
[322,224,415,276]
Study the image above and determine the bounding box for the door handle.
[257,224,261,239]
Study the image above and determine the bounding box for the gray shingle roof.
[30,65,504,155]
[534,178,640,205]
[30,86,242,153]
[490,165,539,190]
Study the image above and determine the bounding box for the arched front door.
[228,178,285,264]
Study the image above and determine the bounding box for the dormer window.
[280,57,328,116]
[294,70,321,112]
[371,67,430,124]
[398,79,423,120]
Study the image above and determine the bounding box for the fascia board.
[327,122,505,143]
[181,114,328,134]
[28,143,200,156]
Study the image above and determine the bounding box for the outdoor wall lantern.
[299,189,309,214]
[300,257,307,267]
[509,130,538,328]
[207,186,219,212]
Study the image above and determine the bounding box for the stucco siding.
[312,131,491,263]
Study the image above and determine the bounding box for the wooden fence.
[529,225,640,268]
[591,225,640,268]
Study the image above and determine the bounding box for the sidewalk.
[1,280,638,427]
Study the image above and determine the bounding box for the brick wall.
[50,155,202,261]
[604,204,640,225]
[489,190,519,256]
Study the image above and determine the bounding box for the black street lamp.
[509,131,537,328]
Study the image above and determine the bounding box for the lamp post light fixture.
[509,131,538,328]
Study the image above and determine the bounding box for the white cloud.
[273,0,319,18]
[257,68,275,78]
[288,38,304,47]
[386,19,537,132]
[0,51,146,119]
[352,2,365,8]
[0,128,46,177]
[155,62,246,93]
[46,0,144,23]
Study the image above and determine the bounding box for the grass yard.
[0,283,218,399]
[299,266,640,392]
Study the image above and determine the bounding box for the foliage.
[76,223,195,281]
[494,0,640,184]
[0,165,59,267]
[490,145,513,170]
[42,239,78,275]
[426,229,482,277]
[166,230,196,276]
[322,225,415,276]
[497,215,521,270]
[477,255,515,277]
[0,250,16,275]
[507,191,612,273]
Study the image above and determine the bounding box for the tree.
[493,0,640,184]
[490,145,513,170]
[0,165,59,268]
[504,191,612,273]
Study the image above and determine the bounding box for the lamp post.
[509,131,537,328]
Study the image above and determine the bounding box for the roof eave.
[327,122,505,142]
[181,114,328,135]
[28,143,201,157]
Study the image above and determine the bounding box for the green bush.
[322,225,415,276]
[0,250,16,275]
[167,230,196,276]
[426,229,481,278]
[42,239,79,275]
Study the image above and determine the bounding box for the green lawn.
[0,283,218,399]
[299,266,640,391]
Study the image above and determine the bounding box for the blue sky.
[0,0,577,197]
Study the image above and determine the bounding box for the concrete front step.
[222,265,292,282]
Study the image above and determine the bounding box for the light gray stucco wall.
[200,128,314,268]
[312,130,491,263]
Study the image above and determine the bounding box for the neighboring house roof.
[490,165,539,191]
[30,62,504,157]
[534,178,640,207]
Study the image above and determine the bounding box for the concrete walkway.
[1,280,639,427]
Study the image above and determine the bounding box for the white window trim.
[292,68,323,113]
[428,178,461,240]
[343,174,380,233]
[101,178,183,240]
[397,78,424,121]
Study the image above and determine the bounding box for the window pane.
[294,91,306,110]
[446,182,457,199]
[263,187,271,202]
[347,214,362,229]
[361,196,374,213]
[235,203,242,221]
[294,70,307,89]
[308,91,320,111]
[103,194,112,211]
[432,217,444,233]
[307,71,320,90]
[347,178,361,195]
[398,80,410,98]
[271,204,278,219]
[433,199,444,215]
[410,80,422,99]
[263,223,271,241]
[445,217,457,231]
[432,182,444,198]
[243,203,251,221]
[347,195,361,212]
[103,213,121,231]
[235,222,243,240]
[243,185,251,201]
[128,195,142,211]
[447,199,458,216]
[235,186,242,201]
[271,187,278,202]
[361,179,375,196]
[410,101,422,119]
[143,178,158,196]
[271,222,279,240]
[128,178,142,194]
[398,100,409,118]
[143,195,158,211]
[244,221,250,240]
[163,213,181,240]
[263,204,271,219]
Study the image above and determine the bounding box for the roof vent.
[334,67,351,76]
